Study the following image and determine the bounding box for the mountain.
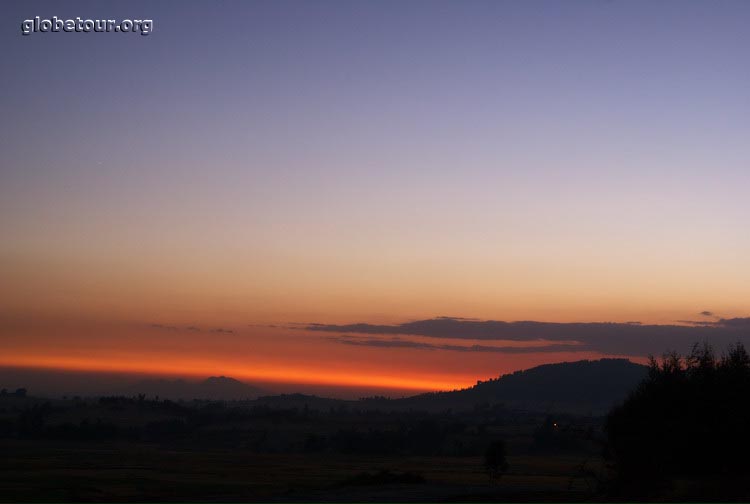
[120,359,646,412]
[375,358,649,414]
[472,358,647,403]
[125,375,265,400]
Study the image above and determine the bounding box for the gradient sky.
[1,1,749,395]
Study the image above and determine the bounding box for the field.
[1,441,600,502]
[0,395,603,502]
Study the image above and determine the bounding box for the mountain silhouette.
[470,358,647,408]
[248,359,649,415]
[377,358,649,414]
[125,375,265,400]
[17,359,646,412]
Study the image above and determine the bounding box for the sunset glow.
[1,1,748,397]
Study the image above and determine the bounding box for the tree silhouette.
[484,439,509,482]
[606,342,750,497]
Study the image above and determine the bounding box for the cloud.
[700,311,715,317]
[676,320,719,327]
[149,324,235,334]
[150,323,180,331]
[718,317,750,328]
[309,317,750,356]
[333,336,436,350]
[150,323,202,332]
[332,336,586,354]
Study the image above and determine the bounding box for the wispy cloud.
[150,324,236,334]
[332,335,585,354]
[150,323,180,331]
[310,317,750,356]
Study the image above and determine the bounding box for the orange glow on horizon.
[0,354,473,393]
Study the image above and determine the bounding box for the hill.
[380,358,648,414]
[121,359,647,413]
[124,375,265,400]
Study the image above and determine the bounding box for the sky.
[1,0,749,396]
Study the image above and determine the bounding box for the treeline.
[0,393,598,457]
[606,342,750,498]
[0,397,321,443]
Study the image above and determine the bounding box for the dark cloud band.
[311,317,750,356]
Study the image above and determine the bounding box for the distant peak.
[203,375,241,384]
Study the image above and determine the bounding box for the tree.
[484,439,509,481]
[606,342,750,498]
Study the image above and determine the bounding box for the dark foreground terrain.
[0,394,601,502]
[3,352,748,502]
[1,359,633,502]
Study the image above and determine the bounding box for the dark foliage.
[484,439,509,481]
[606,342,750,497]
